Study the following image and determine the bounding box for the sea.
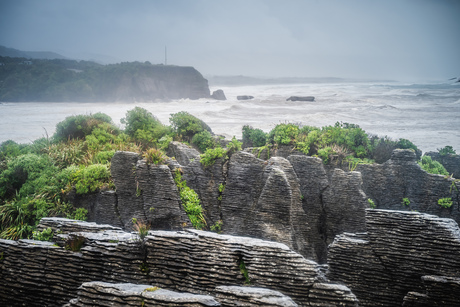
[1,81,459,154]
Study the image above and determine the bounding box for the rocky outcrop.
[75,149,458,265]
[211,89,226,100]
[425,151,460,179]
[110,151,188,230]
[356,149,460,221]
[237,95,254,100]
[402,275,460,306]
[327,209,460,306]
[286,96,315,101]
[218,153,369,263]
[0,217,358,306]
[166,141,201,166]
[221,153,311,257]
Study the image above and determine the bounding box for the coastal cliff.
[0,58,211,101]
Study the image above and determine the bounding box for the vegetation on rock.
[0,106,456,241]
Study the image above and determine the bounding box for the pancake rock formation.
[327,209,460,306]
[0,217,358,306]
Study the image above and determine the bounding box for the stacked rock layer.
[0,217,357,306]
[327,209,460,306]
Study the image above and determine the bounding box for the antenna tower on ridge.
[165,46,167,65]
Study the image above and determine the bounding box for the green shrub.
[438,197,453,208]
[93,150,116,164]
[174,170,207,230]
[68,207,88,221]
[47,139,85,167]
[85,122,119,151]
[33,227,54,241]
[242,125,267,147]
[70,164,113,194]
[191,130,216,152]
[200,147,227,167]
[418,155,449,176]
[210,220,223,233]
[121,107,170,148]
[0,140,31,161]
[0,200,33,240]
[438,146,456,156]
[170,111,212,142]
[132,217,150,241]
[402,197,411,207]
[0,153,58,199]
[143,148,166,165]
[318,122,371,159]
[397,138,421,160]
[226,136,242,156]
[367,198,376,209]
[268,123,299,146]
[53,113,114,142]
[317,147,335,164]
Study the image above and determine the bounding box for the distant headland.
[0,47,211,102]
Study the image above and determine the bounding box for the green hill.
[0,57,210,102]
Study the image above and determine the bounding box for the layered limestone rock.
[73,148,458,265]
[356,149,460,221]
[0,218,358,307]
[219,153,368,263]
[66,282,220,306]
[110,151,189,230]
[327,209,460,306]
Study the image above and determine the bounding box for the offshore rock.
[237,95,254,100]
[211,89,227,100]
[0,218,358,306]
[327,209,460,306]
[286,96,315,101]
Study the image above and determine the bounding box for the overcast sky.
[1,0,459,81]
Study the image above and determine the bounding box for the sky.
[0,0,459,82]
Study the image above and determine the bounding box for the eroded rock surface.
[0,218,357,307]
[356,149,460,221]
[66,282,220,307]
[327,209,460,306]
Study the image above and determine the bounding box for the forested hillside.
[0,57,210,101]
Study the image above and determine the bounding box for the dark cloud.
[1,0,459,81]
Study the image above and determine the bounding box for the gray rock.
[286,96,315,101]
[221,153,311,258]
[328,209,460,306]
[402,275,460,306]
[167,141,201,166]
[356,149,460,221]
[215,286,298,306]
[211,89,227,100]
[237,95,254,100]
[67,281,221,306]
[0,218,358,306]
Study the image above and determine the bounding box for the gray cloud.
[1,0,459,81]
